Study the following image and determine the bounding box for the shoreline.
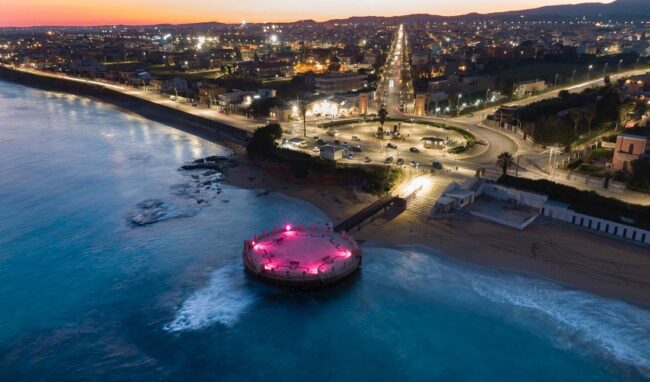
[4,72,650,309]
[226,158,650,308]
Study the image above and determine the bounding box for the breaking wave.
[164,266,258,332]
[369,245,650,378]
[470,274,650,378]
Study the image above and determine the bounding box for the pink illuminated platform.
[242,224,362,289]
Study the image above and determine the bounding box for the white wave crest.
[369,245,650,377]
[164,266,257,332]
[470,274,650,377]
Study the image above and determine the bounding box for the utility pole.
[515,155,520,178]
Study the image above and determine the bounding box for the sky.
[1,0,615,27]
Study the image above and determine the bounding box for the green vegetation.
[629,159,650,194]
[517,86,625,147]
[498,175,650,230]
[496,152,514,176]
[247,97,284,117]
[247,123,404,195]
[565,147,613,178]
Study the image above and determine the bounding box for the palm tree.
[378,105,388,129]
[570,108,583,137]
[377,105,388,138]
[497,152,514,176]
[584,106,596,136]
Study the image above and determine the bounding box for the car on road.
[363,156,372,163]
[351,145,363,152]
[384,156,394,164]
[386,143,398,149]
[432,161,443,170]
[477,139,488,146]
[408,160,419,168]
[466,113,474,117]
[312,146,320,153]
[396,158,404,166]
[316,139,327,146]
[351,135,361,141]
[344,152,354,160]
[409,147,420,153]
[326,129,339,137]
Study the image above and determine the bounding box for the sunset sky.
[1,0,615,27]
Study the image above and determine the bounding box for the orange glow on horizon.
[1,1,617,27]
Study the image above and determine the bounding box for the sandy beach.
[4,71,648,309]
[225,151,650,308]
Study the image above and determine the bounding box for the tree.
[584,106,596,136]
[618,101,636,125]
[378,105,388,133]
[570,108,583,137]
[629,159,650,193]
[247,123,283,158]
[604,75,612,87]
[501,78,516,98]
[497,152,514,176]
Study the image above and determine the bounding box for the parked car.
[408,160,419,168]
[386,143,398,149]
[316,139,327,146]
[384,156,394,164]
[345,152,354,160]
[352,145,363,152]
[396,158,404,166]
[326,129,339,137]
[363,156,372,163]
[409,147,420,153]
[432,161,443,170]
[351,136,361,141]
[312,146,320,153]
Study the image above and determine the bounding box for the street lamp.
[618,59,623,74]
[603,62,609,76]
[554,73,560,88]
[457,93,462,116]
[571,68,577,83]
[587,65,594,80]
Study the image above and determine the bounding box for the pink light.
[341,250,352,259]
[285,224,292,231]
[254,243,264,251]
[264,263,274,271]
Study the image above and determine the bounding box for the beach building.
[612,131,650,172]
[319,145,347,161]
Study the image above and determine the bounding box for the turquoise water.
[0,81,649,381]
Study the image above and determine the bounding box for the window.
[628,143,635,154]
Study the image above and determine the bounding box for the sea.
[0,80,649,381]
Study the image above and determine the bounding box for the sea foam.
[164,266,258,332]
[377,246,650,378]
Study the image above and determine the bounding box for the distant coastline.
[3,68,650,309]
[0,66,248,149]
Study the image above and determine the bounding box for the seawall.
[0,66,250,145]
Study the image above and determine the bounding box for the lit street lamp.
[587,65,594,80]
[618,59,623,74]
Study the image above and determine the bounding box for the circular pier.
[242,224,362,289]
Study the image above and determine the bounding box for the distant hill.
[2,0,649,29]
[491,0,650,17]
[323,0,650,24]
